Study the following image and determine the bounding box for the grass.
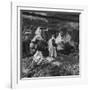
[21,53,79,78]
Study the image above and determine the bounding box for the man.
[48,35,57,58]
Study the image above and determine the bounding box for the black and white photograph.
[20,9,80,78]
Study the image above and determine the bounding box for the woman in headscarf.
[29,27,43,56]
[55,32,64,51]
[30,27,43,49]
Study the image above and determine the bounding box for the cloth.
[33,51,43,64]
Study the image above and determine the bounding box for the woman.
[55,32,64,51]
[29,27,43,55]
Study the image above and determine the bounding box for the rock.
[52,61,62,67]
[46,57,54,62]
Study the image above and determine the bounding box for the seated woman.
[60,32,75,55]
[33,40,49,65]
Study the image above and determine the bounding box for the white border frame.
[11,2,88,89]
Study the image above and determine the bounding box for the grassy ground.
[21,53,79,78]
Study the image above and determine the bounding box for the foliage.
[21,53,79,78]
